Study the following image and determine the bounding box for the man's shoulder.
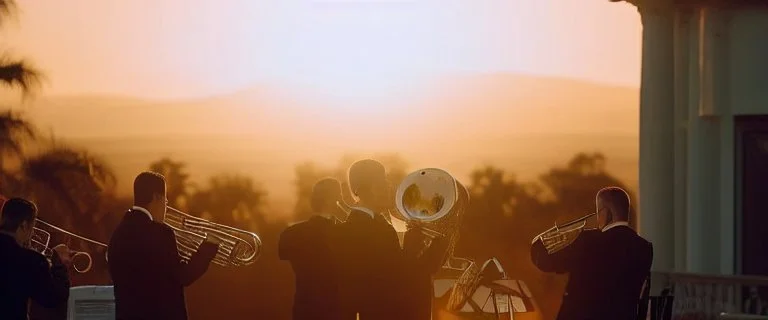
[19,248,49,269]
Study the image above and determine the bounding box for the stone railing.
[652,271,768,320]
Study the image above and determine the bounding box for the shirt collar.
[602,221,629,232]
[132,206,153,221]
[350,206,374,219]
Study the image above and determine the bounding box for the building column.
[638,3,676,273]
[673,8,692,272]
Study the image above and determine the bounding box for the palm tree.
[0,0,43,184]
[20,145,117,228]
[0,1,43,95]
[0,110,36,170]
[148,157,191,208]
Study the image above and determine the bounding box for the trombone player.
[108,171,220,320]
[530,187,653,320]
[0,197,72,320]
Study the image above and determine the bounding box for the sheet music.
[72,299,115,320]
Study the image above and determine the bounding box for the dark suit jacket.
[399,228,449,320]
[531,226,653,320]
[330,209,405,320]
[107,209,218,320]
[279,215,342,320]
[0,233,70,320]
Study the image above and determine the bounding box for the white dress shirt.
[132,206,153,221]
[601,221,630,232]
[349,206,374,218]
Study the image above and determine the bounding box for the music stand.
[67,285,115,320]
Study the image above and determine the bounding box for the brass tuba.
[163,207,262,267]
[534,212,597,254]
[393,168,476,311]
[30,219,109,273]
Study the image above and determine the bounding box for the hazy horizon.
[8,71,640,220]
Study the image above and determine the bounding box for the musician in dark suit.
[279,177,347,320]
[0,197,72,320]
[331,159,405,320]
[400,226,449,320]
[108,171,220,320]
[530,186,653,320]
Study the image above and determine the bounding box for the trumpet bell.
[537,212,596,254]
[30,220,107,273]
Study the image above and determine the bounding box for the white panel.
[67,285,115,320]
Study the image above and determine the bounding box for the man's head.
[133,171,167,220]
[0,197,38,246]
[348,159,390,212]
[311,178,344,217]
[595,186,631,228]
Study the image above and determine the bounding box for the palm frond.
[0,0,17,19]
[0,58,44,95]
[0,110,37,158]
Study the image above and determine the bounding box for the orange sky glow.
[5,0,642,101]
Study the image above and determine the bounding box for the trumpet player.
[530,187,653,320]
[108,171,221,320]
[331,159,405,320]
[279,177,346,320]
[0,197,72,320]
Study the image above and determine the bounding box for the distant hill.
[19,73,640,213]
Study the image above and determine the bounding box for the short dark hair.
[348,159,386,196]
[310,178,342,212]
[133,171,166,207]
[597,187,631,220]
[0,197,38,232]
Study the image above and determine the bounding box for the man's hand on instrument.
[52,244,73,267]
[204,234,222,247]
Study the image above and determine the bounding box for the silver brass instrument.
[163,206,262,267]
[336,200,353,216]
[393,168,475,311]
[30,219,108,273]
[535,212,597,254]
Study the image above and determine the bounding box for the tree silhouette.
[539,152,637,228]
[0,110,36,175]
[19,145,117,229]
[148,157,191,208]
[0,1,43,96]
[187,173,267,232]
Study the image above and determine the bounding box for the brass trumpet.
[30,219,109,273]
[535,212,597,254]
[163,206,262,267]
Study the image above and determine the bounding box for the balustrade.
[650,272,768,320]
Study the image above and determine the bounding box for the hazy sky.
[5,0,641,100]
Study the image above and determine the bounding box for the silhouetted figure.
[108,171,220,320]
[279,177,346,320]
[331,159,405,320]
[531,187,653,320]
[400,226,449,320]
[0,197,72,320]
